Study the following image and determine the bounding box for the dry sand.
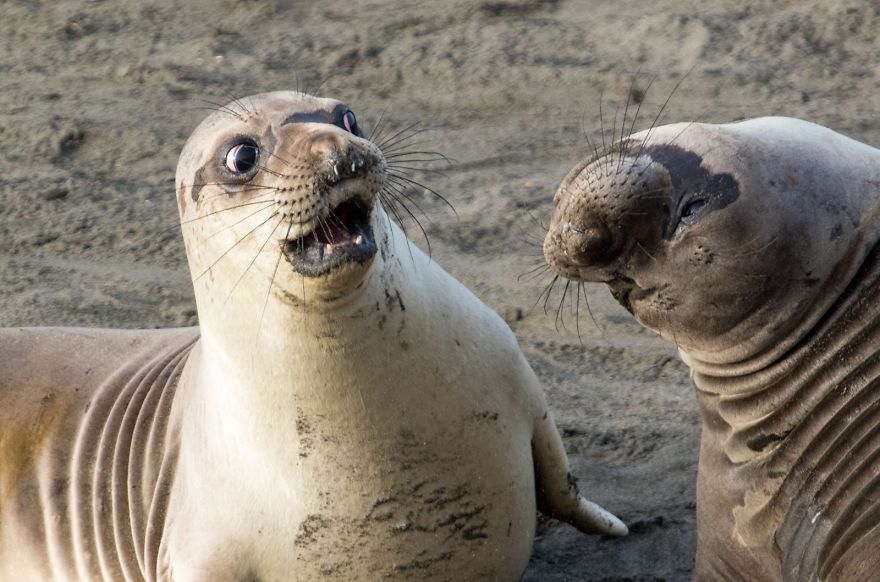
[2,0,879,579]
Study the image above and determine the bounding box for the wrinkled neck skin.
[680,125,880,578]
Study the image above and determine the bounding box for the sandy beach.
[2,1,879,579]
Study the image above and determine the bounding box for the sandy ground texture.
[3,0,880,579]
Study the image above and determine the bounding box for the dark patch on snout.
[190,165,208,202]
[640,144,740,238]
[262,124,277,153]
[282,103,347,127]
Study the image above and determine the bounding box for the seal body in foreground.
[543,117,880,581]
[0,91,626,581]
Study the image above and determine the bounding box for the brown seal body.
[543,117,880,581]
[0,91,625,581]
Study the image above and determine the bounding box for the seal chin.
[607,276,657,315]
[281,196,378,277]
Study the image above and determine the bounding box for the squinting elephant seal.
[544,117,880,581]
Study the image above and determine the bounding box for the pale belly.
[164,408,539,582]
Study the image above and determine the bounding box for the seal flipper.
[532,410,628,536]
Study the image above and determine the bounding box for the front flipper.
[532,410,628,536]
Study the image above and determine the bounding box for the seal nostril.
[350,149,366,175]
[561,217,615,266]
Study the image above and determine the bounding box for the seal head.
[545,120,880,369]
[544,118,880,580]
[176,91,387,304]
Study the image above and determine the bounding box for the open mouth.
[281,198,377,277]
[607,275,656,314]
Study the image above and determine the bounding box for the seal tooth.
[354,234,364,245]
[325,243,334,256]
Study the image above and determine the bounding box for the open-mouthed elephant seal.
[0,91,626,582]
[543,117,880,581]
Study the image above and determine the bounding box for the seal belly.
[288,416,537,581]
[0,327,197,581]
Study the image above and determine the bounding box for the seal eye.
[225,141,259,175]
[681,198,707,224]
[342,110,359,135]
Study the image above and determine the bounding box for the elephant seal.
[0,91,626,582]
[543,117,880,581]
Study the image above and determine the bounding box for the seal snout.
[560,217,614,265]
[544,153,672,283]
[276,129,386,278]
[326,147,369,185]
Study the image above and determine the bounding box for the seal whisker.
[554,279,571,331]
[386,172,457,217]
[578,282,600,335]
[177,200,279,228]
[383,178,432,222]
[381,183,432,259]
[255,164,287,179]
[635,121,700,177]
[385,164,450,178]
[378,191,416,261]
[202,202,276,244]
[156,199,276,236]
[380,139,437,156]
[220,90,255,118]
[615,69,640,173]
[383,150,454,164]
[192,211,280,283]
[635,241,657,262]
[519,205,549,232]
[530,274,559,315]
[541,275,560,315]
[580,114,602,169]
[304,73,333,99]
[186,182,279,192]
[374,121,422,150]
[186,105,246,120]
[317,214,335,243]
[598,87,608,157]
[325,208,350,234]
[223,215,286,305]
[377,130,435,156]
[633,66,694,162]
[725,236,780,258]
[366,107,390,143]
[512,204,552,250]
[519,240,545,250]
[189,98,246,121]
[517,263,551,283]
[622,73,656,161]
[610,105,620,170]
[265,151,292,168]
[255,219,292,343]
[574,282,584,343]
[196,189,277,204]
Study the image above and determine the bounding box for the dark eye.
[225,141,259,174]
[342,110,359,135]
[681,198,707,223]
